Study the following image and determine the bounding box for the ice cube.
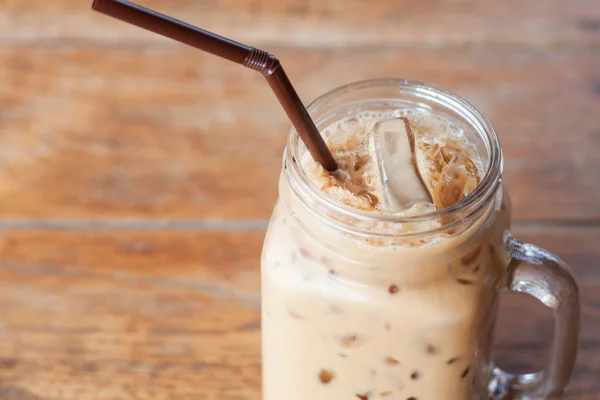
[371,118,433,211]
[433,155,480,208]
[414,140,481,210]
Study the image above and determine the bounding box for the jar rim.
[284,78,503,230]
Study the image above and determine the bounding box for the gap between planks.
[1,219,600,231]
[0,38,599,52]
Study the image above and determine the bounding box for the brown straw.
[91,0,338,171]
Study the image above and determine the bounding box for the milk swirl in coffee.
[261,109,510,400]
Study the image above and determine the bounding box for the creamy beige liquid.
[261,110,510,400]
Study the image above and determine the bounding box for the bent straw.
[92,0,338,171]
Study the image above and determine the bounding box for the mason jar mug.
[261,79,580,400]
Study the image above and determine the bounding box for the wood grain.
[0,229,264,400]
[1,47,599,221]
[0,227,599,399]
[1,1,598,399]
[1,0,599,48]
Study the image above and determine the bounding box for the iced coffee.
[261,80,578,400]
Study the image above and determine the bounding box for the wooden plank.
[0,227,599,398]
[0,229,264,399]
[0,47,599,220]
[0,0,599,48]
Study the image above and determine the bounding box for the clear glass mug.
[261,79,580,400]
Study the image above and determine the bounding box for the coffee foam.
[302,109,484,216]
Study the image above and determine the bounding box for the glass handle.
[489,233,580,399]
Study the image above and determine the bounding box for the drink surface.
[261,109,510,400]
[303,110,484,218]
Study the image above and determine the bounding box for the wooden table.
[0,0,599,398]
